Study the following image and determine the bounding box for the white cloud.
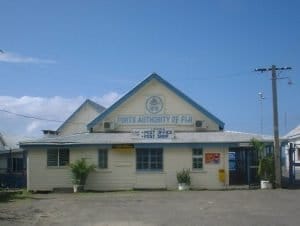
[0,93,120,139]
[0,51,56,64]
[91,92,120,108]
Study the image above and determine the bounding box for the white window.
[136,148,163,171]
[98,149,108,169]
[193,148,203,169]
[47,148,69,167]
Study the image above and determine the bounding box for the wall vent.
[103,121,115,130]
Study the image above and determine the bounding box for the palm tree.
[70,158,95,190]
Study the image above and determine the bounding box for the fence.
[0,173,26,188]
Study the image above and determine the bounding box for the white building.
[283,125,300,184]
[20,73,274,191]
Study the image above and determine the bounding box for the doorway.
[229,148,259,186]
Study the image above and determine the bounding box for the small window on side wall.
[98,149,108,169]
[193,148,203,169]
[47,148,69,167]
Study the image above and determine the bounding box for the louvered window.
[47,148,69,167]
[98,149,108,169]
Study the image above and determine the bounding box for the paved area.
[1,190,300,226]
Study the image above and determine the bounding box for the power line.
[255,65,292,188]
[184,70,253,81]
[0,108,86,125]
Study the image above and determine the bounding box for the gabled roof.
[57,99,105,132]
[87,73,225,129]
[285,124,300,140]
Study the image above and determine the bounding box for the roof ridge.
[85,99,106,113]
[285,124,300,138]
[56,99,105,132]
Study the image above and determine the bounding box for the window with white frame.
[193,148,203,169]
[136,148,163,171]
[98,149,108,169]
[47,148,69,167]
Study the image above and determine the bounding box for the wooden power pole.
[255,65,292,188]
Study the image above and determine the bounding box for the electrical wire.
[181,70,253,81]
[0,108,86,125]
[0,69,270,125]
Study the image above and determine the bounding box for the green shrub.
[70,158,96,185]
[258,155,275,182]
[250,138,275,183]
[176,169,191,185]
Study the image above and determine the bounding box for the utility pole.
[255,65,292,188]
[258,92,265,135]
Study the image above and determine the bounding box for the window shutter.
[59,148,69,166]
[47,149,58,166]
[98,149,108,168]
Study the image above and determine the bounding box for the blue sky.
[0,0,299,141]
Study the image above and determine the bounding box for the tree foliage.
[176,168,191,185]
[250,138,275,183]
[70,158,96,185]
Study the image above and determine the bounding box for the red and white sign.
[205,153,220,164]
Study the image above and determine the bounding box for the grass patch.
[0,189,31,203]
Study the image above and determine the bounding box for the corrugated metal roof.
[285,125,300,140]
[0,148,24,155]
[20,131,274,147]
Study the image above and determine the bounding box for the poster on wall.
[205,153,220,164]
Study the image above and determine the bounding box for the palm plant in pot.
[70,158,96,192]
[258,155,274,189]
[250,138,274,189]
[176,168,191,191]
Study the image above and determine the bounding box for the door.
[229,149,248,185]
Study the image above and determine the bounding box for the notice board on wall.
[205,153,220,164]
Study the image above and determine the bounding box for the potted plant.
[258,155,274,189]
[70,158,96,192]
[250,138,274,189]
[176,168,191,191]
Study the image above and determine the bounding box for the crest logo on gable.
[146,96,163,114]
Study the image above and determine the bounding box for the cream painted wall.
[58,104,102,136]
[164,146,228,189]
[27,148,73,191]
[93,79,220,132]
[27,145,229,191]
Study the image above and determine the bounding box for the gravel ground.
[1,189,300,226]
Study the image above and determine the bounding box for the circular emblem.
[146,96,163,114]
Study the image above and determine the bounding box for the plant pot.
[178,183,190,191]
[260,180,272,189]
[73,184,84,193]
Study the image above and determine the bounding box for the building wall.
[93,79,220,132]
[27,145,229,191]
[58,104,102,136]
[283,137,300,181]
